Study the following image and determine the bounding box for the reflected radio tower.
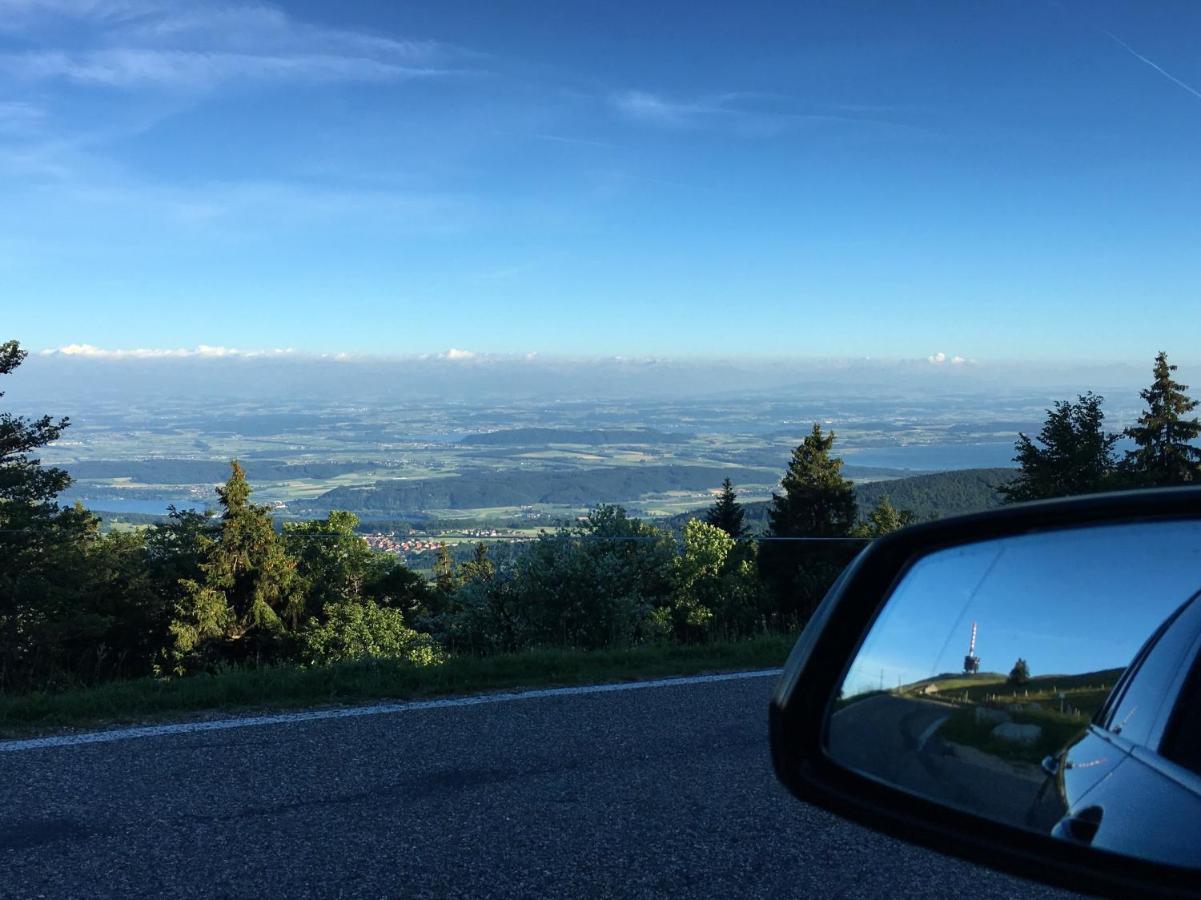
[963,621,981,674]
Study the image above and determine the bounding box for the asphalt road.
[828,694,1052,828]
[0,674,1074,899]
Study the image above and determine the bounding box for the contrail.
[1100,28,1201,103]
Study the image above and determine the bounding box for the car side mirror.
[770,488,1201,898]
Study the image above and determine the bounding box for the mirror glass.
[827,519,1201,869]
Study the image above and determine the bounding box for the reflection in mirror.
[827,520,1201,869]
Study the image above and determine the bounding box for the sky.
[843,519,1201,696]
[3,0,1201,363]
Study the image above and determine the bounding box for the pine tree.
[758,424,858,627]
[433,543,457,594]
[999,392,1119,502]
[458,542,495,584]
[851,496,916,537]
[1124,352,1201,486]
[0,340,97,688]
[766,424,857,537]
[1008,658,1031,686]
[166,461,300,672]
[704,477,747,538]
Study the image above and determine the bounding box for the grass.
[0,635,795,738]
[938,704,1090,766]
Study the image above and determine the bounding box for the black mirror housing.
[770,487,1201,899]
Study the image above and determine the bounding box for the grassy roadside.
[0,635,795,737]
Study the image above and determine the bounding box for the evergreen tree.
[766,424,857,537]
[851,496,916,538]
[166,461,300,673]
[999,392,1119,502]
[758,425,858,626]
[704,478,747,538]
[0,340,98,689]
[1008,658,1031,686]
[433,542,457,595]
[1124,352,1201,486]
[458,542,495,584]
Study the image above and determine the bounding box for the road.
[0,674,1073,898]
[829,694,1053,829]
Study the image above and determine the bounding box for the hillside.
[669,467,1017,532]
[297,465,778,514]
[854,467,1016,521]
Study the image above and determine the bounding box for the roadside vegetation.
[2,339,1199,731]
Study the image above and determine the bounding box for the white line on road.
[916,714,949,752]
[0,668,784,754]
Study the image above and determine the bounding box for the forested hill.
[459,428,692,445]
[670,467,1017,533]
[854,467,1016,521]
[298,465,779,514]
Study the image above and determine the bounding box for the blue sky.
[844,520,1201,696]
[2,0,1201,362]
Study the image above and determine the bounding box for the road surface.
[0,674,1073,898]
[829,694,1054,828]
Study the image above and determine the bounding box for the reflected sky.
[843,520,1201,696]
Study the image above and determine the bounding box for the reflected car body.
[1042,591,1201,867]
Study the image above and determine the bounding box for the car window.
[1103,592,1201,751]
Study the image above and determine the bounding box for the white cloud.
[0,0,472,89]
[439,348,477,361]
[927,352,971,366]
[40,343,296,358]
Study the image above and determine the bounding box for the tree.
[704,478,747,538]
[661,519,761,642]
[284,510,373,619]
[458,542,495,585]
[0,340,98,689]
[1008,658,1031,686]
[758,425,859,626]
[766,424,857,538]
[1124,352,1201,486]
[433,543,457,597]
[166,461,301,673]
[491,505,676,651]
[301,600,443,666]
[999,392,1119,503]
[851,496,916,538]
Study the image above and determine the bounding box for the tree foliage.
[758,425,859,627]
[166,461,301,673]
[1124,352,1201,486]
[1008,658,1031,686]
[999,392,1118,503]
[704,478,747,538]
[851,496,916,538]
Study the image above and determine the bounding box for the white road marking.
[916,715,949,752]
[0,668,784,753]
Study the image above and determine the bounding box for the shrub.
[301,600,444,666]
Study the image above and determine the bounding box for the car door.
[1054,591,1201,866]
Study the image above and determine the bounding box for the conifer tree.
[851,496,916,537]
[704,477,747,538]
[766,424,857,537]
[999,392,1118,502]
[458,541,495,584]
[0,340,97,688]
[1124,352,1201,486]
[167,461,300,672]
[758,424,858,627]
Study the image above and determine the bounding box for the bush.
[301,600,444,666]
